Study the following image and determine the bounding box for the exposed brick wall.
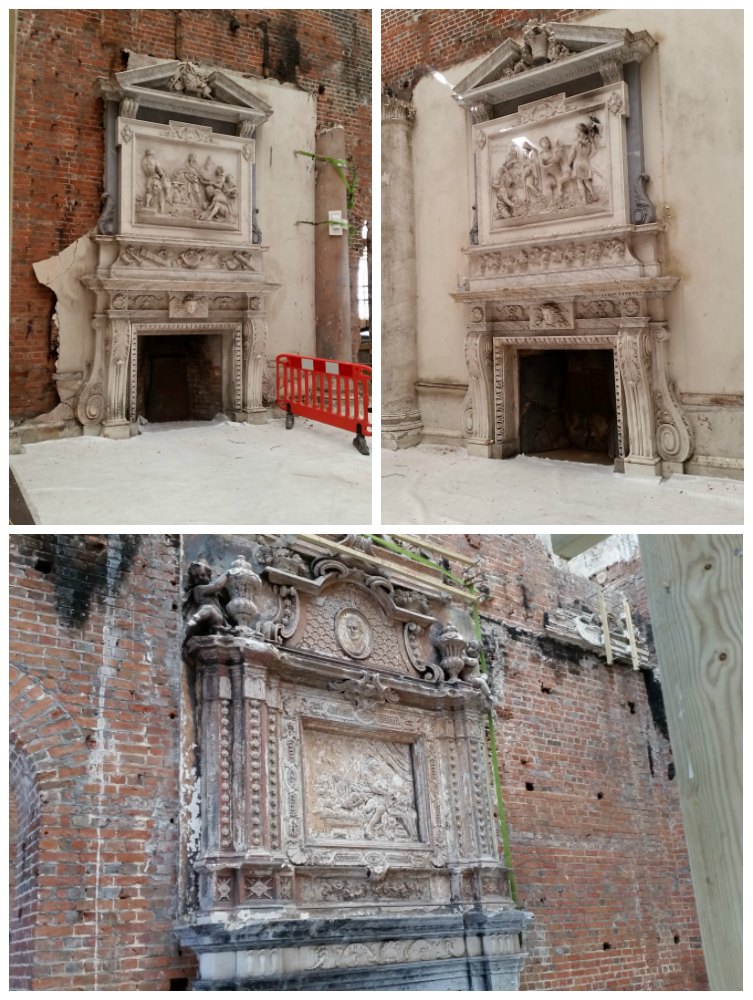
[9,739,41,990]
[11,9,371,419]
[428,533,707,990]
[8,534,193,990]
[381,8,592,90]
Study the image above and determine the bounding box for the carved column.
[492,340,518,458]
[102,316,132,438]
[315,125,352,362]
[616,319,660,475]
[382,92,423,449]
[463,325,495,457]
[243,299,268,423]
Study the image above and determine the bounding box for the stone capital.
[382,92,416,126]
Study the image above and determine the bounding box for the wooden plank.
[638,534,742,990]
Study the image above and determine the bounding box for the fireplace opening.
[519,349,617,464]
[137,335,224,423]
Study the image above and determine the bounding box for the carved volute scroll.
[449,23,692,475]
[178,537,524,990]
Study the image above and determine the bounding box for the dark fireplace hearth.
[519,350,617,463]
[137,334,223,423]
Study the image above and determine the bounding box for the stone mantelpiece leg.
[382,93,423,450]
[463,329,495,457]
[242,312,268,424]
[652,324,694,474]
[616,322,661,477]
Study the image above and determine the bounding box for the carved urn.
[436,622,468,680]
[225,555,262,627]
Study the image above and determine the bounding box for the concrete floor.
[10,417,372,526]
[381,445,744,526]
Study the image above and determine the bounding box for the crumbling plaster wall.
[396,10,742,473]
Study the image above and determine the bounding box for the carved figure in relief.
[538,136,570,202]
[569,121,599,204]
[184,560,228,636]
[141,149,170,213]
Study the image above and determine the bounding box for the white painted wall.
[409,11,743,468]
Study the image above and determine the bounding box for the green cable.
[364,534,518,902]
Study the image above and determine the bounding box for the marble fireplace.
[76,58,278,437]
[177,535,529,990]
[452,22,694,476]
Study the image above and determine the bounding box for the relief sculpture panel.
[475,84,628,241]
[302,726,421,845]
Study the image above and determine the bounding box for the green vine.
[295,149,358,213]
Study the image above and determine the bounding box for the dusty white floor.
[381,445,744,526]
[10,417,372,526]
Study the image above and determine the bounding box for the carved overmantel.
[177,538,529,991]
[451,21,694,476]
[78,59,279,437]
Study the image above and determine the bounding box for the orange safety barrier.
[276,353,372,455]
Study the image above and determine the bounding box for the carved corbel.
[616,323,660,473]
[470,101,493,124]
[652,326,694,469]
[77,315,107,427]
[462,329,494,453]
[120,96,139,118]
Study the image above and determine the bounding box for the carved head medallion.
[335,608,373,660]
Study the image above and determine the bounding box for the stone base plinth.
[382,412,423,450]
[242,408,268,425]
[624,456,662,477]
[102,421,133,440]
[180,911,530,991]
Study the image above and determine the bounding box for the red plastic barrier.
[276,353,371,453]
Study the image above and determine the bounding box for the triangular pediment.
[454,23,654,110]
[99,57,273,126]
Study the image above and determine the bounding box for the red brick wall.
[430,534,707,990]
[11,9,371,419]
[8,534,194,990]
[9,739,41,990]
[381,8,591,89]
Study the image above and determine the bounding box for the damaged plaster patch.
[30,232,98,421]
[543,534,639,579]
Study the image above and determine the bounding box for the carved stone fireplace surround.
[78,58,278,437]
[177,537,529,990]
[451,22,694,476]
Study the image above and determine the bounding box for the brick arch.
[9,737,41,989]
[9,666,90,989]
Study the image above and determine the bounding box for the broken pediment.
[98,57,273,128]
[454,21,655,110]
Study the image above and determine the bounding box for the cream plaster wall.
[410,11,743,465]
[251,78,317,360]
